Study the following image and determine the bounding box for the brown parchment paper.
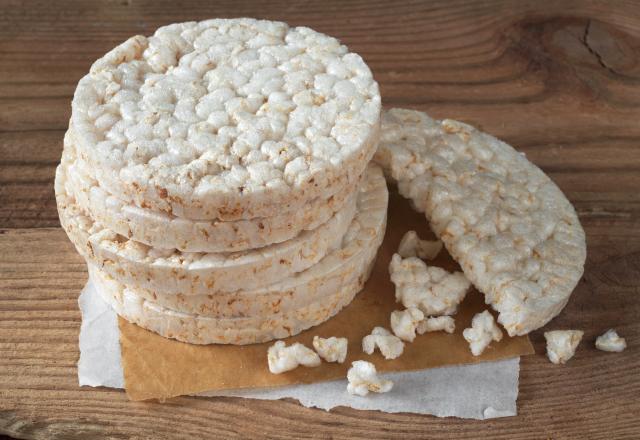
[119,188,534,401]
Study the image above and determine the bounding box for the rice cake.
[71,18,380,221]
[56,156,370,296]
[375,108,586,336]
[86,166,388,344]
[90,259,374,345]
[90,172,384,318]
[64,129,361,253]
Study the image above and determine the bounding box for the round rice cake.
[57,159,378,296]
[64,129,361,253]
[86,166,388,344]
[90,256,375,345]
[375,108,586,336]
[88,167,386,318]
[71,18,380,221]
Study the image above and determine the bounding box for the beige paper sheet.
[119,188,534,401]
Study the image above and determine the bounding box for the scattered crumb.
[544,330,584,364]
[390,307,424,342]
[313,336,348,363]
[347,360,393,396]
[462,310,503,356]
[267,340,321,374]
[595,329,626,353]
[362,326,405,360]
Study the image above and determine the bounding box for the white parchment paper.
[78,280,520,419]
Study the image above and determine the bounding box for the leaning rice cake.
[375,108,586,336]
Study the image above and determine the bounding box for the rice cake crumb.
[390,307,424,342]
[347,360,393,396]
[313,336,348,363]
[389,253,470,316]
[463,310,503,356]
[268,340,321,374]
[595,329,627,353]
[362,326,404,360]
[544,330,583,364]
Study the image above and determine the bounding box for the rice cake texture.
[58,146,361,295]
[376,108,586,336]
[84,165,387,320]
[65,129,361,253]
[71,18,381,221]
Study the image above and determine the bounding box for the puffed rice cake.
[64,128,362,253]
[85,166,387,318]
[375,108,586,336]
[57,146,361,295]
[86,165,388,344]
[70,18,381,221]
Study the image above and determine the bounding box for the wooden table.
[1,1,639,438]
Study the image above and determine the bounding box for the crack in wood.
[581,20,621,76]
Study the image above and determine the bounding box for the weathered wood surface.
[1,0,639,438]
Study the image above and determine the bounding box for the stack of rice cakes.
[56,18,388,345]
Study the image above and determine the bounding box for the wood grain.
[1,0,639,438]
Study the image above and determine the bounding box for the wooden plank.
[1,0,639,438]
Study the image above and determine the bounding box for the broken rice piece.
[398,230,443,260]
[390,307,424,342]
[417,316,456,334]
[313,336,348,363]
[267,341,321,374]
[347,360,393,396]
[544,330,584,364]
[362,326,405,360]
[463,310,503,356]
[595,329,626,353]
[389,253,470,316]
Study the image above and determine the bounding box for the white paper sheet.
[78,280,520,419]
[78,281,124,388]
